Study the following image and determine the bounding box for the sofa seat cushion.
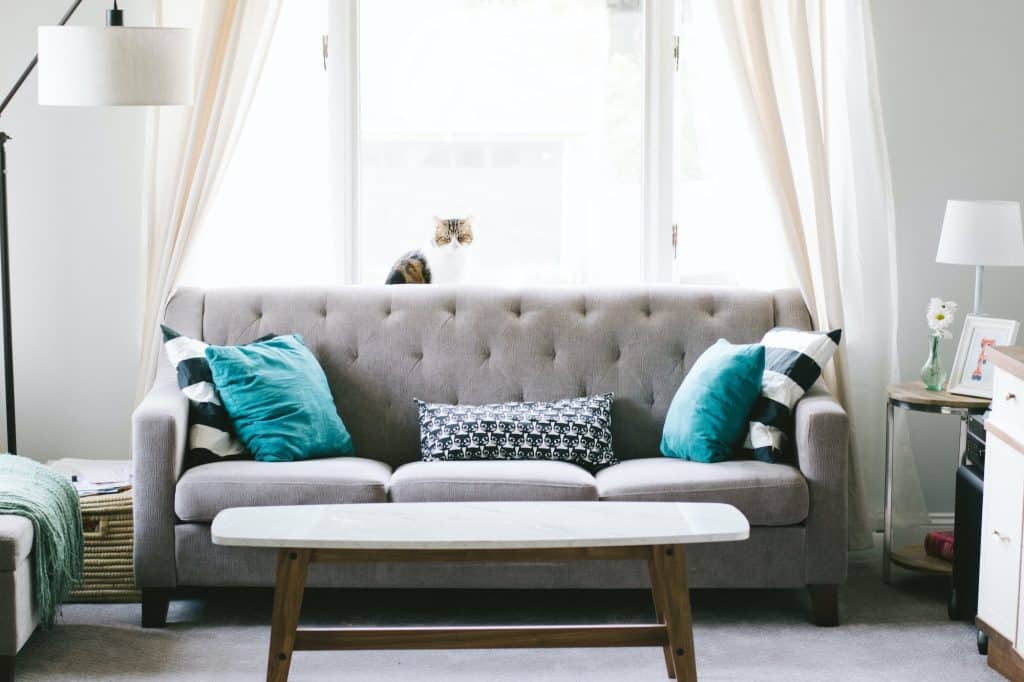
[596,458,808,526]
[389,461,598,502]
[0,515,33,571]
[174,458,391,522]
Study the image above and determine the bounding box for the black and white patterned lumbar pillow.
[161,325,272,470]
[416,394,617,469]
[744,327,841,464]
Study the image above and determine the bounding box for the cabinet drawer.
[979,433,1024,640]
[992,370,1024,444]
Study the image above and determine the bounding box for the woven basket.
[68,489,141,603]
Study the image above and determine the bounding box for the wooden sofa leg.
[1,654,14,682]
[808,584,839,627]
[141,588,171,628]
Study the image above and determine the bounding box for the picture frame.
[948,314,1020,398]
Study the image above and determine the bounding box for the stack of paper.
[47,458,132,497]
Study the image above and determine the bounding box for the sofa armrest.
[132,379,187,589]
[793,383,849,585]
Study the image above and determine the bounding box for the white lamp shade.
[936,199,1024,266]
[37,26,193,106]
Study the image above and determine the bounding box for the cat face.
[432,216,474,249]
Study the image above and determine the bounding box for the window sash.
[328,0,360,284]
[327,0,677,284]
[643,0,676,283]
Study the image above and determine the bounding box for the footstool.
[0,515,38,682]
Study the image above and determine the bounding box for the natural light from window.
[180,0,794,292]
[357,0,643,285]
[180,0,332,288]
[671,0,796,290]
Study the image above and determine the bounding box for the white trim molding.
[328,0,360,284]
[642,0,676,283]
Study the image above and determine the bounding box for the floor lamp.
[0,1,192,454]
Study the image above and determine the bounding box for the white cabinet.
[993,370,1024,446]
[979,348,1024,679]
[979,432,1024,640]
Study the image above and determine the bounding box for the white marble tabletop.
[210,501,750,550]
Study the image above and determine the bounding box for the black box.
[950,462,984,621]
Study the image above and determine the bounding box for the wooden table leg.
[651,544,697,682]
[648,554,677,679]
[267,549,311,682]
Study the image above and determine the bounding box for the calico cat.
[385,216,474,284]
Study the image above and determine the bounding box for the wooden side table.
[884,381,989,583]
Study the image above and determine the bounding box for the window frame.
[328,0,677,284]
[328,0,360,284]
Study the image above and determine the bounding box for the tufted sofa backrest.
[162,285,811,467]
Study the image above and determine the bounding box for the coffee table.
[211,501,749,682]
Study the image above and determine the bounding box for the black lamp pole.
[0,0,86,454]
[0,133,15,454]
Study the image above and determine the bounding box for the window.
[356,0,643,284]
[183,0,794,291]
[670,0,794,290]
[180,0,332,287]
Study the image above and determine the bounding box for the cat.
[385,216,474,284]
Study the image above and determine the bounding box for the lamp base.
[973,264,984,315]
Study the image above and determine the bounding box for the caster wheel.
[978,630,989,656]
[947,587,961,620]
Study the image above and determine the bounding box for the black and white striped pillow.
[744,327,841,464]
[161,326,273,470]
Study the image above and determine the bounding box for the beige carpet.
[13,546,999,681]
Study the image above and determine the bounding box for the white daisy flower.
[927,298,957,316]
[926,298,957,337]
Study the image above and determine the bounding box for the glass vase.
[920,333,947,391]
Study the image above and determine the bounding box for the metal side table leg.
[957,413,969,466]
[883,399,896,584]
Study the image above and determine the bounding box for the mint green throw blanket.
[0,454,83,628]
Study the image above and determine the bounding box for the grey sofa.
[133,285,848,628]
[0,516,36,681]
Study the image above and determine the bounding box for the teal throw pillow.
[204,335,354,462]
[660,339,765,463]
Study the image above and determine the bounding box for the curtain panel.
[721,0,908,547]
[137,0,282,398]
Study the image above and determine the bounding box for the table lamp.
[936,199,1024,314]
[0,1,192,453]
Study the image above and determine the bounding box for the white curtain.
[137,0,282,398]
[708,0,916,547]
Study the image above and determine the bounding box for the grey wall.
[871,0,1024,516]
[0,0,150,462]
